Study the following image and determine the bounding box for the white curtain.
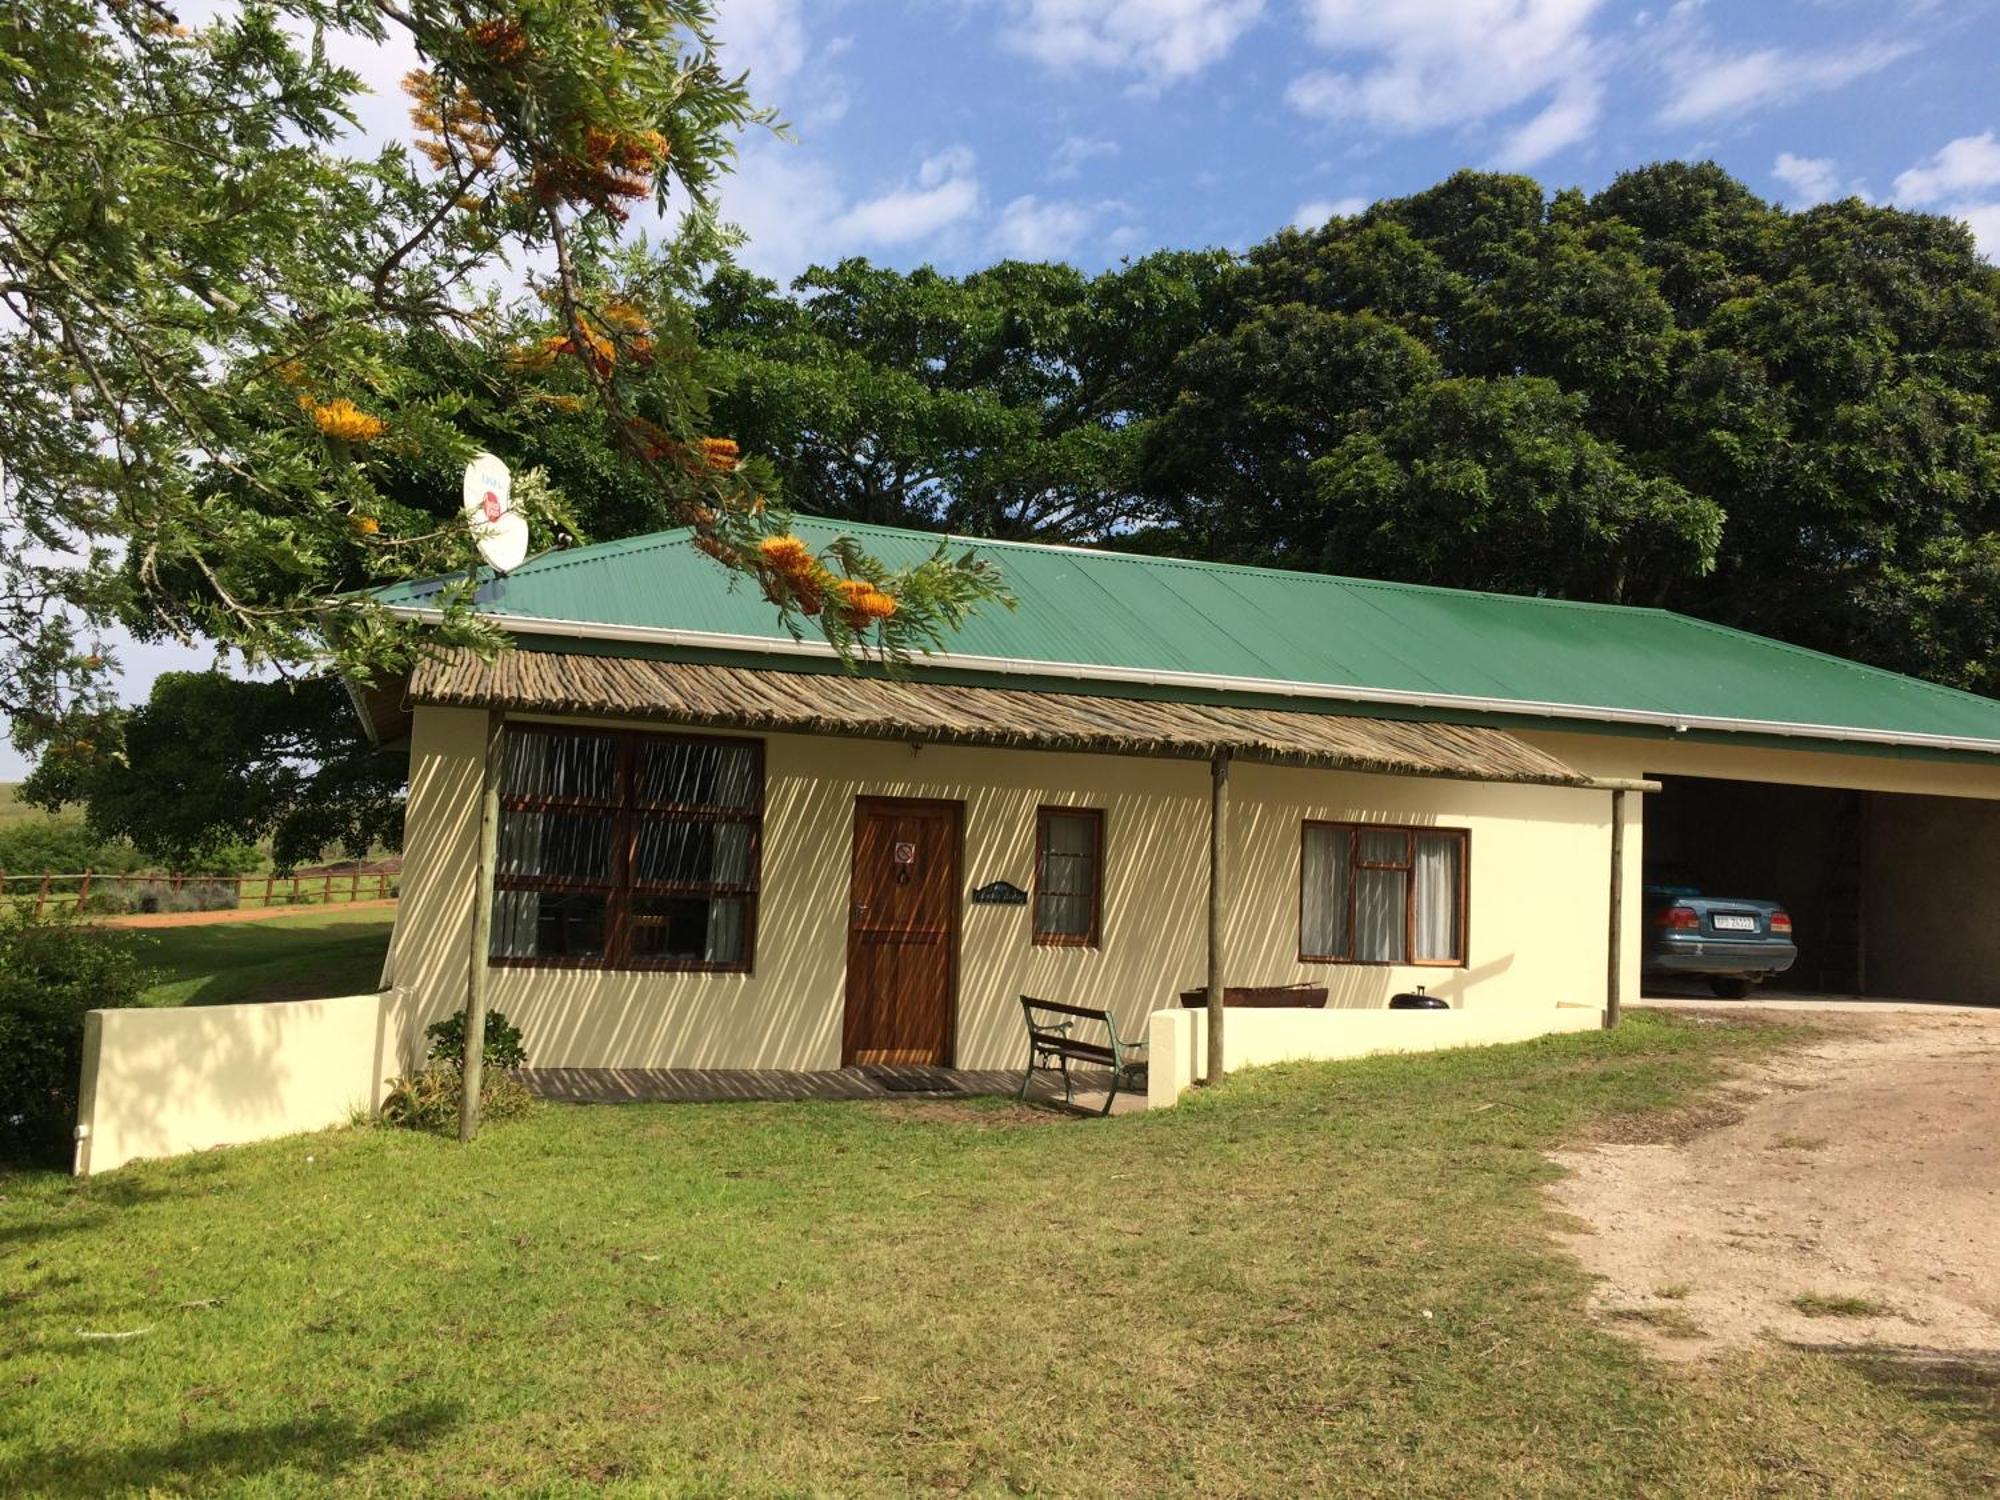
[1301,825,1351,957]
[1354,869,1406,962]
[1414,832,1462,962]
[1038,812,1097,936]
[704,822,754,961]
[704,897,747,963]
[491,889,540,957]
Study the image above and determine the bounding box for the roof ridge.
[791,514,1677,619]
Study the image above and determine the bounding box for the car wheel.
[1709,976,1755,999]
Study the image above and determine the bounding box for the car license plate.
[1713,914,1758,932]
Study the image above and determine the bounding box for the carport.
[1646,773,2000,1004]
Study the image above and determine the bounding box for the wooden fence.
[0,869,398,918]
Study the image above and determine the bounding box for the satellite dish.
[462,451,528,573]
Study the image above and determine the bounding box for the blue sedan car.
[1642,884,1797,998]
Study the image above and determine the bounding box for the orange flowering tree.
[0,1,1007,766]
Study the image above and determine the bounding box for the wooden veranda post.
[1605,787,1626,1030]
[459,712,505,1142]
[1205,749,1232,1085]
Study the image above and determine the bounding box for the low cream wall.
[389,706,1625,1073]
[1145,1003,1605,1108]
[72,992,408,1176]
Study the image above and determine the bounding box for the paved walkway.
[522,1064,1148,1114]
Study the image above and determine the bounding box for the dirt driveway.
[1549,1004,2000,1361]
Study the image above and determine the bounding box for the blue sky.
[6,0,1999,780]
[706,0,2000,279]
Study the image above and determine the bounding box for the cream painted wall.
[1517,728,2000,802]
[74,991,403,1175]
[388,707,1623,1072]
[1147,1002,1606,1107]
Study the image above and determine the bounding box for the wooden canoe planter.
[1179,984,1330,1009]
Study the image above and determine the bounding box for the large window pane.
[630,895,748,964]
[1035,809,1101,943]
[491,727,761,972]
[1354,868,1408,962]
[633,818,752,887]
[491,890,607,959]
[1301,825,1352,958]
[1356,828,1410,866]
[637,739,758,809]
[497,810,613,881]
[1413,833,1464,962]
[499,732,617,801]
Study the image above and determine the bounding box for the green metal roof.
[372,516,2000,756]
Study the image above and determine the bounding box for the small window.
[1301,822,1466,966]
[490,725,761,972]
[1034,807,1103,947]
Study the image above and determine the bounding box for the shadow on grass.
[0,1400,463,1496]
[1807,1344,2000,1446]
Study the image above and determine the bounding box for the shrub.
[0,913,157,1166]
[0,817,147,882]
[425,1008,528,1071]
[94,878,242,916]
[378,1069,536,1133]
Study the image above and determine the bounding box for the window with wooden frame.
[1299,822,1467,966]
[1034,806,1103,947]
[489,724,762,972]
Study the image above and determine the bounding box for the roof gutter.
[377,604,2000,759]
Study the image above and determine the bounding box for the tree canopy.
[711,163,2000,697]
[0,0,1005,766]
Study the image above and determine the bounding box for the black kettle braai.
[1388,986,1448,1010]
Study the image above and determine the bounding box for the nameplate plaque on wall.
[970,880,1028,906]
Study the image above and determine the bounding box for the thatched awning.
[403,646,1590,787]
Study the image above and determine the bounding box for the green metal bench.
[1016,996,1147,1116]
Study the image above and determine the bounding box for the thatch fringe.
[408,647,1587,787]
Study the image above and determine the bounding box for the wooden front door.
[845,797,961,1066]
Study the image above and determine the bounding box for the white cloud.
[836,148,983,243]
[1657,36,1914,127]
[1891,132,2000,261]
[1285,0,1608,168]
[1892,130,2000,205]
[1291,195,1368,228]
[1050,134,1121,180]
[1772,151,1845,206]
[1956,203,2000,260]
[713,0,811,92]
[994,0,1265,88]
[719,143,984,279]
[713,0,849,128]
[992,195,1102,259]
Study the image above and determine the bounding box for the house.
[350,518,2000,1083]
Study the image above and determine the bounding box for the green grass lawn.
[3,1011,1994,1496]
[129,907,396,1007]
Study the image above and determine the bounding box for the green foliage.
[0,913,156,1164]
[700,251,1233,541]
[713,163,2000,696]
[425,1008,529,1071]
[378,1068,536,1133]
[23,673,405,872]
[0,816,144,880]
[1,0,1005,769]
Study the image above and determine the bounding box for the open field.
[3,1012,1994,1496]
[129,907,396,1007]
